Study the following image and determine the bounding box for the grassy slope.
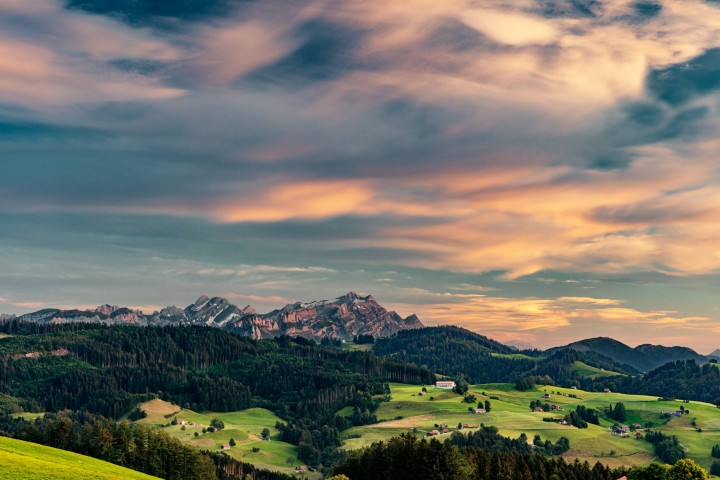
[135,399,319,478]
[571,361,624,379]
[342,383,720,472]
[0,436,159,480]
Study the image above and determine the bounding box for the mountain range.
[1,294,713,371]
[1,292,423,341]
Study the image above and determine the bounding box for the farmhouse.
[603,388,611,393]
[534,406,544,412]
[473,408,486,414]
[611,425,629,435]
[435,381,456,389]
[221,444,231,450]
[426,429,440,437]
[543,393,551,399]
[549,405,561,411]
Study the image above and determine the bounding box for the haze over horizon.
[2,0,720,352]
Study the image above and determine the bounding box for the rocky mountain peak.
[94,304,120,316]
[193,295,210,309]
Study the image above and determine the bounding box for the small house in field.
[612,425,629,435]
[473,408,486,414]
[178,420,188,426]
[603,388,611,393]
[221,444,231,450]
[435,381,456,389]
[443,428,449,433]
[418,391,426,396]
[439,423,448,429]
[473,424,479,428]
[463,423,469,428]
[632,423,642,429]
[534,406,544,412]
[549,405,560,411]
[426,429,440,436]
[543,393,551,399]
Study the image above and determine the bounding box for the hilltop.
[547,337,706,372]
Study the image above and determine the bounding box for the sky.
[2,0,720,352]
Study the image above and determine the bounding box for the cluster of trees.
[607,402,627,422]
[564,405,599,429]
[627,459,708,480]
[645,431,686,465]
[334,433,626,480]
[352,334,375,345]
[528,400,550,412]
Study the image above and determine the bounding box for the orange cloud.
[212,180,375,222]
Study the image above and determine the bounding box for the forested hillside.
[372,326,637,385]
[0,321,434,472]
[589,360,720,405]
[547,337,706,372]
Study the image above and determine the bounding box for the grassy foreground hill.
[341,382,720,472]
[0,435,160,480]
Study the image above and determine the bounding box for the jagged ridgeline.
[3,292,423,341]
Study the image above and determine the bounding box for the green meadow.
[135,399,320,478]
[0,435,159,480]
[341,382,720,472]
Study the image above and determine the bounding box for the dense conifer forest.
[334,433,626,480]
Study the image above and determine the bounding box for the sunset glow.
[2,0,720,351]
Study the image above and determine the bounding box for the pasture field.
[135,399,320,479]
[341,382,720,473]
[571,361,624,378]
[0,435,159,480]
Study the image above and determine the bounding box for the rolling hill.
[547,337,706,372]
[371,326,637,384]
[0,436,160,480]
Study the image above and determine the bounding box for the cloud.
[3,0,720,350]
[647,48,720,105]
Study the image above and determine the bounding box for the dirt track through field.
[376,415,432,428]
